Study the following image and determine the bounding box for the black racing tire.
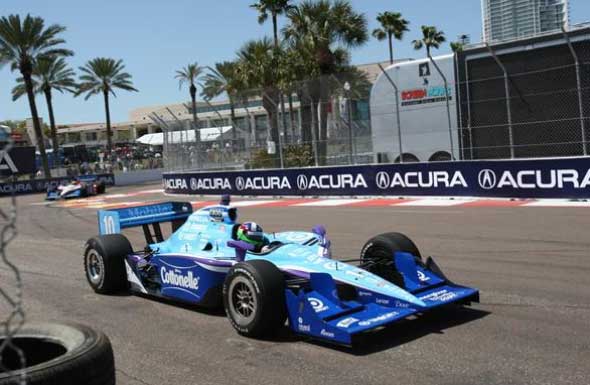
[96,181,106,194]
[360,232,422,286]
[84,234,132,294]
[0,323,115,385]
[223,260,287,338]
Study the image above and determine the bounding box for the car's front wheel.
[84,234,132,294]
[360,232,422,287]
[223,260,286,338]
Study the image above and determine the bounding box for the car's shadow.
[127,293,489,353]
[272,306,491,355]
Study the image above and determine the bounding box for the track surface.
[1,184,589,385]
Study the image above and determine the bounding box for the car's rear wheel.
[360,232,422,287]
[84,234,132,294]
[223,260,286,338]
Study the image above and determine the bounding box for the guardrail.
[163,157,590,199]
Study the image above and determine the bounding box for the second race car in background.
[46,176,106,200]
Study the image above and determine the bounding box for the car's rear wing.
[98,202,193,243]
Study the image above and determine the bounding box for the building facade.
[55,61,395,149]
[482,0,569,42]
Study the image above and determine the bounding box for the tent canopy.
[136,126,232,146]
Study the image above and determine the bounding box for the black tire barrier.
[0,323,115,385]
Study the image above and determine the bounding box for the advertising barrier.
[163,157,590,199]
[0,146,36,176]
[0,173,115,196]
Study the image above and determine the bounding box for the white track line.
[294,199,370,207]
[230,200,278,207]
[395,198,477,206]
[522,199,590,207]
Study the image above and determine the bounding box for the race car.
[83,197,479,346]
[46,177,106,200]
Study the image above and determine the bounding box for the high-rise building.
[482,0,569,42]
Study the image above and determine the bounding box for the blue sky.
[1,0,589,124]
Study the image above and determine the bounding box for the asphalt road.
[1,184,589,385]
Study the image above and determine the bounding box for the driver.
[236,222,269,252]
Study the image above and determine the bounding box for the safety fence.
[153,59,589,172]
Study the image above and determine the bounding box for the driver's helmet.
[236,222,265,246]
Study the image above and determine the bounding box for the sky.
[1,0,589,125]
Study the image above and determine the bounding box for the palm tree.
[283,0,368,164]
[372,11,409,64]
[412,25,446,57]
[236,38,281,156]
[201,61,243,140]
[0,14,73,178]
[251,0,294,47]
[76,58,137,154]
[12,57,76,162]
[176,63,204,150]
[450,41,464,53]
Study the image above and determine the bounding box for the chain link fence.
[0,136,26,384]
[156,58,588,172]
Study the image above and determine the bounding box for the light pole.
[344,81,354,164]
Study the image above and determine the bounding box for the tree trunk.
[388,32,393,64]
[229,97,237,141]
[190,83,201,168]
[262,89,280,166]
[272,13,279,48]
[103,89,112,154]
[317,76,330,165]
[44,88,59,166]
[23,73,51,178]
[288,94,296,142]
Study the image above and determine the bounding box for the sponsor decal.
[401,85,452,106]
[189,177,231,191]
[160,267,200,290]
[296,174,367,191]
[417,271,430,282]
[0,151,18,173]
[375,170,467,189]
[320,329,335,338]
[308,297,329,313]
[419,289,457,302]
[297,317,311,332]
[358,311,399,327]
[298,324,311,332]
[234,176,291,191]
[358,291,372,297]
[375,298,390,305]
[336,317,359,328]
[209,209,224,222]
[165,178,188,190]
[477,169,590,190]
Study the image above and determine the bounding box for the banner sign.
[0,147,36,176]
[163,157,590,199]
[0,173,115,196]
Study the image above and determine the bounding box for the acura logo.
[375,172,390,190]
[235,176,245,191]
[190,177,197,190]
[297,175,308,190]
[478,169,497,190]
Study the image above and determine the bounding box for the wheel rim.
[228,276,258,325]
[86,250,104,285]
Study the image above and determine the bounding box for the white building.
[482,0,569,42]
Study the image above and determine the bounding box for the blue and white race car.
[46,177,106,200]
[84,197,479,346]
